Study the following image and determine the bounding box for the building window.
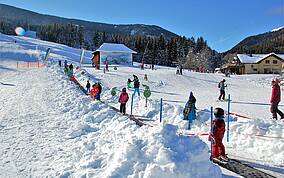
[273,60,277,64]
[253,68,258,71]
[265,60,270,64]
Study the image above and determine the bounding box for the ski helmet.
[214,108,224,118]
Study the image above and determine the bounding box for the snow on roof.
[96,43,137,54]
[237,53,284,64]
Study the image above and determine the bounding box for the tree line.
[0,19,223,71]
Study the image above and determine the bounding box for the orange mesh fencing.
[16,62,46,69]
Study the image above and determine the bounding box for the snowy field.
[0,33,283,177]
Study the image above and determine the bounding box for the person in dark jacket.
[270,79,284,120]
[96,82,102,100]
[183,92,197,128]
[133,75,140,96]
[209,108,227,161]
[218,79,227,100]
[59,60,62,67]
[69,63,74,74]
[119,88,129,115]
[86,80,91,94]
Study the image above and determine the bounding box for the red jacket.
[270,84,281,103]
[119,92,129,104]
[212,118,225,141]
[90,86,99,98]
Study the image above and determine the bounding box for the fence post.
[210,106,213,160]
[227,94,231,142]
[130,94,134,116]
[160,98,163,122]
[27,62,29,68]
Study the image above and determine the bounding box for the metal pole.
[227,94,231,142]
[160,98,163,122]
[130,94,134,116]
[145,98,147,107]
[210,106,213,160]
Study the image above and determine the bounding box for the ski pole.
[210,106,213,160]
[227,94,230,142]
[160,98,163,122]
[130,94,134,116]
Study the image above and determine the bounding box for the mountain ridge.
[0,3,178,38]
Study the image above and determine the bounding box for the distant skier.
[141,61,144,70]
[144,74,148,81]
[218,79,227,100]
[270,79,284,120]
[209,107,228,161]
[183,92,196,129]
[86,80,91,94]
[176,66,180,75]
[180,65,183,75]
[64,60,67,67]
[127,78,132,89]
[151,63,154,70]
[105,60,109,71]
[119,88,129,115]
[133,75,140,96]
[59,60,62,67]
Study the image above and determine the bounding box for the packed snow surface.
[1,33,283,177]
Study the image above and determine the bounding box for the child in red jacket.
[119,88,129,115]
[210,108,227,161]
[90,84,99,100]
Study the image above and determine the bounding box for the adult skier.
[118,88,129,115]
[218,79,227,100]
[270,79,284,120]
[183,92,196,128]
[209,108,228,161]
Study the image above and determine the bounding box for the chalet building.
[92,43,137,69]
[223,53,284,74]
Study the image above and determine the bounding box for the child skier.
[127,78,132,89]
[209,108,227,161]
[144,74,148,81]
[119,88,129,115]
[183,92,197,129]
[96,82,102,100]
[90,84,99,100]
[86,80,91,94]
[218,79,227,100]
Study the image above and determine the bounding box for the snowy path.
[0,62,78,177]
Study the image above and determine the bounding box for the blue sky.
[1,0,283,52]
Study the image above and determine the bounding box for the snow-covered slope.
[1,33,283,177]
[0,34,223,177]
